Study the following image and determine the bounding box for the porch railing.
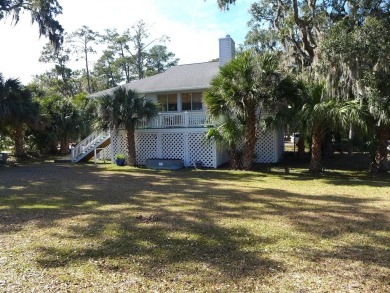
[137,112,214,129]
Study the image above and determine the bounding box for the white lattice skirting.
[254,128,285,163]
[108,128,228,168]
[103,127,284,168]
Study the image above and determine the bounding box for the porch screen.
[158,94,177,111]
[182,92,203,111]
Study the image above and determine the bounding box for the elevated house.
[71,35,284,168]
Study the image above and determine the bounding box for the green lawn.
[0,162,389,292]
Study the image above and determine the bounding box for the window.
[158,94,177,111]
[182,92,203,111]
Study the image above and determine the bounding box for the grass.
[0,159,389,292]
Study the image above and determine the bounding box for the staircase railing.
[71,130,110,161]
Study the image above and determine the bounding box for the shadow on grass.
[1,162,389,283]
[37,212,281,280]
[275,170,390,188]
[279,151,373,171]
[1,163,283,280]
[310,245,390,268]
[251,153,389,188]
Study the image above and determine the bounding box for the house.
[71,35,285,168]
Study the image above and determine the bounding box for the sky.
[0,0,253,84]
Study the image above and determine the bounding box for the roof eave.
[88,86,210,98]
[139,86,210,95]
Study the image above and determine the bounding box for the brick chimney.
[219,35,235,66]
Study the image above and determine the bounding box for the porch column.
[177,93,182,112]
[156,133,162,158]
[110,128,115,163]
[184,111,189,127]
[158,113,163,127]
[183,132,189,166]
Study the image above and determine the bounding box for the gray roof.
[89,61,220,98]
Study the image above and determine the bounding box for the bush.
[115,154,126,160]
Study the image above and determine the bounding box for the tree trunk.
[348,124,354,157]
[230,146,240,170]
[12,123,26,157]
[120,45,132,84]
[309,130,322,173]
[59,135,69,155]
[85,47,91,94]
[373,126,389,172]
[242,110,257,170]
[297,133,306,160]
[126,124,136,166]
[137,49,143,79]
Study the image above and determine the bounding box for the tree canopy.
[101,21,177,83]
[67,26,100,94]
[0,0,63,48]
[242,0,390,172]
[217,0,237,9]
[0,74,40,156]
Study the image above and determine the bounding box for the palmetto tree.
[263,77,308,160]
[0,74,39,156]
[0,74,18,125]
[205,51,282,170]
[206,115,244,169]
[51,97,84,155]
[294,82,365,173]
[97,87,158,166]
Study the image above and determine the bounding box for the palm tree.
[0,74,39,157]
[294,81,365,173]
[205,51,283,170]
[263,77,308,160]
[96,87,158,166]
[206,115,244,169]
[0,74,18,125]
[51,98,84,155]
[30,94,89,155]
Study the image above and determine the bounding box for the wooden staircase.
[71,130,111,162]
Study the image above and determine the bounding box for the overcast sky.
[0,0,253,84]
